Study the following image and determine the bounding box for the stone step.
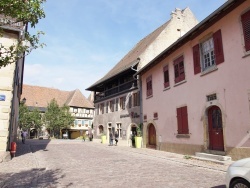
[195,152,232,161]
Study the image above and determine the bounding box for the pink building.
[136,0,250,160]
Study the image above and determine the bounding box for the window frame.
[163,65,170,88]
[173,55,185,84]
[146,75,153,97]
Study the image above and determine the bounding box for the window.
[133,92,140,107]
[106,102,108,113]
[109,100,114,112]
[146,75,152,97]
[193,29,224,74]
[241,10,250,52]
[116,123,122,138]
[176,106,189,134]
[128,95,132,108]
[100,103,104,114]
[174,55,185,83]
[115,98,118,111]
[163,65,169,88]
[120,96,125,110]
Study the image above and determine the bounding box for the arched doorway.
[30,129,37,139]
[208,106,224,151]
[147,124,156,149]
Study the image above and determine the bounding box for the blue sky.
[24,0,226,97]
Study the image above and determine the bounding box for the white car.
[226,158,250,188]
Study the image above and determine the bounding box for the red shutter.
[193,44,201,74]
[213,29,224,65]
[177,108,182,134]
[181,106,189,134]
[241,10,250,51]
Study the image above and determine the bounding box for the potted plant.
[135,124,142,148]
[101,133,107,144]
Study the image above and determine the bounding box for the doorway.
[147,123,156,149]
[208,106,224,151]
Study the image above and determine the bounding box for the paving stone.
[0,139,228,188]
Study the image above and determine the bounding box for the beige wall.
[0,31,22,153]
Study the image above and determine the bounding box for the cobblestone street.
[0,139,228,188]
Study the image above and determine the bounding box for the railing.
[95,80,137,101]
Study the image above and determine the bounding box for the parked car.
[226,158,250,188]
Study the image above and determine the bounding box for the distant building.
[0,15,26,161]
[21,85,94,139]
[86,8,198,146]
[136,0,250,160]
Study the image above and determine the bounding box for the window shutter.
[177,108,182,134]
[213,29,224,65]
[193,44,201,74]
[181,106,189,134]
[241,10,250,51]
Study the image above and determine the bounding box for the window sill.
[146,95,153,99]
[174,80,186,87]
[242,51,250,58]
[200,66,218,76]
[176,134,190,138]
[163,86,171,91]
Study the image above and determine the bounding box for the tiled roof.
[86,20,170,90]
[22,85,94,109]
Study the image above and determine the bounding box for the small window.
[144,115,147,121]
[120,97,125,110]
[115,98,118,111]
[146,75,153,97]
[128,96,132,108]
[153,112,158,119]
[163,65,169,88]
[174,56,185,83]
[106,102,108,113]
[133,92,140,107]
[176,106,189,134]
[241,10,250,52]
[109,100,114,112]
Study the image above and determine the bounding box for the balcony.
[95,80,137,101]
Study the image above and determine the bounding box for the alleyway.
[0,139,228,188]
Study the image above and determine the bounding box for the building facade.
[21,85,94,139]
[136,0,250,160]
[86,8,198,146]
[0,16,26,161]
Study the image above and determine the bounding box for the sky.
[24,0,227,98]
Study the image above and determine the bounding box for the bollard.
[10,142,17,158]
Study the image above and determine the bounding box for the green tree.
[19,102,30,129]
[0,0,46,68]
[43,99,74,138]
[19,103,43,136]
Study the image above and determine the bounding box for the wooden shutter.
[177,106,189,134]
[213,29,224,65]
[241,10,250,51]
[193,44,201,74]
[177,108,183,134]
[181,106,189,134]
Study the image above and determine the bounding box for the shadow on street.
[0,168,67,187]
[15,139,51,157]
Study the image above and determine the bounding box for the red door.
[208,106,224,151]
[148,124,156,147]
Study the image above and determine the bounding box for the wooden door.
[148,124,156,146]
[208,106,224,151]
